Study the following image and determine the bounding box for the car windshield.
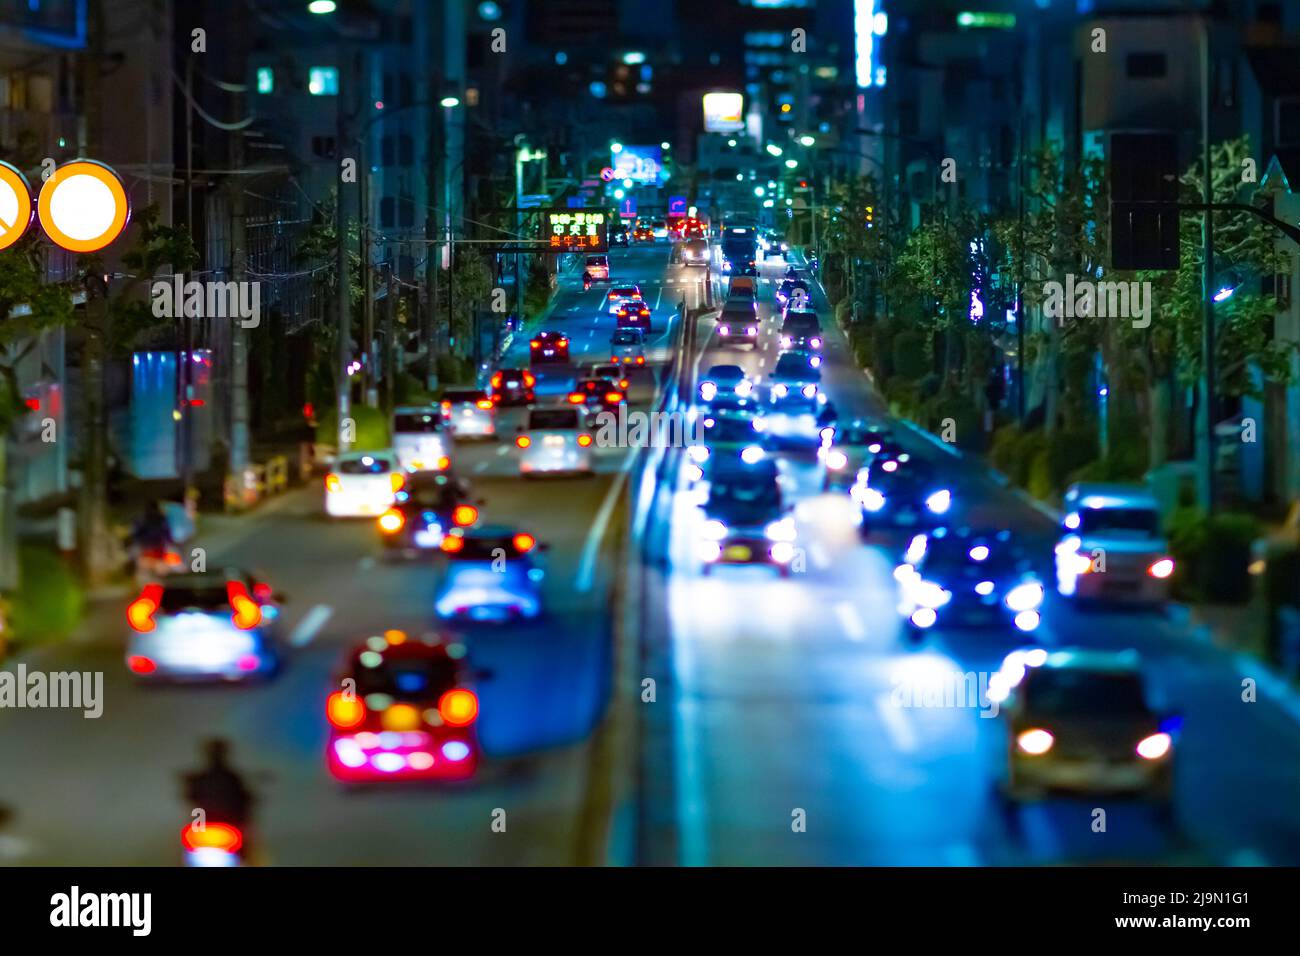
[706,366,744,383]
[774,354,819,378]
[406,480,459,508]
[352,654,459,701]
[872,465,934,492]
[160,582,236,613]
[704,417,758,442]
[339,456,392,474]
[925,538,1021,574]
[393,413,441,433]
[1079,507,1160,537]
[1024,669,1148,716]
[782,315,819,333]
[529,409,580,430]
[442,390,485,404]
[721,304,754,320]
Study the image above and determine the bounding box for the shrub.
[891,329,929,380]
[1166,508,1259,604]
[314,403,390,451]
[10,546,83,647]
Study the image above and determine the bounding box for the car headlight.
[719,324,731,335]
[780,336,792,348]
[809,356,822,369]
[688,444,710,463]
[1005,580,1045,612]
[912,579,952,609]
[765,517,796,542]
[801,384,817,399]
[826,450,848,471]
[861,488,886,512]
[686,463,704,483]
[810,337,822,349]
[772,383,789,398]
[735,380,753,397]
[700,382,718,401]
[702,519,729,541]
[925,489,952,514]
[741,444,765,464]
[746,326,757,336]
[723,261,732,273]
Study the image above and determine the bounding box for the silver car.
[517,406,594,476]
[441,388,497,439]
[609,328,647,366]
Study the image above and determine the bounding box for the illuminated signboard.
[854,0,888,88]
[542,209,609,252]
[702,91,745,133]
[612,145,663,185]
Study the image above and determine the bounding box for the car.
[852,459,953,534]
[607,284,643,314]
[125,570,283,682]
[569,377,626,415]
[768,349,823,403]
[610,225,629,247]
[440,388,497,439]
[608,328,647,366]
[715,297,759,347]
[391,406,453,473]
[489,367,536,407]
[779,310,823,351]
[649,218,669,239]
[325,451,404,517]
[435,526,547,621]
[680,238,710,266]
[697,458,796,576]
[685,411,767,485]
[632,225,654,242]
[325,631,481,782]
[988,648,1178,804]
[698,364,754,404]
[895,527,1046,635]
[377,471,480,554]
[776,277,810,306]
[584,254,609,281]
[589,363,632,392]
[727,275,757,299]
[529,331,570,365]
[819,419,894,490]
[516,405,594,476]
[616,301,652,333]
[1054,483,1173,605]
[682,220,706,240]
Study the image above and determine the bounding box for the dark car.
[716,297,759,347]
[777,278,810,305]
[698,459,795,576]
[819,419,895,490]
[569,377,626,414]
[325,632,481,782]
[616,301,652,333]
[489,367,536,407]
[529,331,570,365]
[896,527,1045,635]
[779,311,823,351]
[377,471,480,555]
[610,225,629,247]
[853,459,953,534]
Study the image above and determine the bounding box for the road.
[4,238,1300,867]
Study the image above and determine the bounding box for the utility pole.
[336,45,353,454]
[1199,17,1217,513]
[179,54,195,497]
[230,117,250,479]
[361,154,377,406]
[383,262,395,410]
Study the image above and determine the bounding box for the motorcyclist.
[130,501,174,574]
[183,739,254,830]
[582,270,593,291]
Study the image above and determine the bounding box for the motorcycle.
[132,545,182,585]
[181,818,246,867]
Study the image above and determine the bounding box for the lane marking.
[574,447,638,592]
[874,694,919,753]
[290,603,333,647]
[834,600,865,641]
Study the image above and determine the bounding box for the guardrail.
[223,452,295,512]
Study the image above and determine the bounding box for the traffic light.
[864,205,874,228]
[1109,131,1180,271]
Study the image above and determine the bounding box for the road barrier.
[224,453,292,512]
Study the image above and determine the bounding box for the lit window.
[309,67,339,96]
[256,67,274,94]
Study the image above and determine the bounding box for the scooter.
[181,819,246,867]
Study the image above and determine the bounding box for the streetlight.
[799,135,816,147]
[785,158,798,169]
[754,186,765,198]
[610,141,624,153]
[660,141,671,150]
[307,0,337,13]
[765,143,783,157]
[439,95,461,108]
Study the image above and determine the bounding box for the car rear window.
[1079,507,1160,536]
[586,256,608,266]
[393,413,442,433]
[611,287,639,297]
[611,331,641,345]
[529,409,580,430]
[160,584,234,613]
[339,456,392,474]
[443,390,486,404]
[449,536,531,562]
[352,655,459,701]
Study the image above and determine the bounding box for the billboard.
[542,209,609,252]
[702,91,745,132]
[611,145,663,185]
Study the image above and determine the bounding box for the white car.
[1054,483,1174,605]
[435,527,547,622]
[609,328,647,365]
[441,388,497,439]
[392,405,453,473]
[125,570,282,682]
[516,406,594,476]
[325,450,403,517]
[607,284,643,314]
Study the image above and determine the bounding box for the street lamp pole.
[1199,16,1217,513]
[336,45,353,454]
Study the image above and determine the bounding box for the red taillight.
[567,392,586,404]
[325,473,341,493]
[605,391,623,403]
[253,582,273,602]
[577,434,593,447]
[438,688,479,727]
[164,550,183,567]
[127,655,157,674]
[635,356,645,365]
[127,584,163,632]
[440,533,466,553]
[378,508,405,533]
[475,399,493,410]
[523,372,536,387]
[227,581,263,630]
[530,341,541,349]
[181,821,243,853]
[327,691,366,729]
[390,472,406,493]
[435,455,450,471]
[513,533,536,553]
[491,372,503,387]
[516,435,532,448]
[452,504,478,527]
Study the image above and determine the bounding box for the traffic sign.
[668,196,687,218]
[38,160,130,253]
[599,167,616,182]
[619,197,637,219]
[0,161,34,251]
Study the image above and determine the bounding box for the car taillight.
[390,472,406,493]
[438,688,479,727]
[327,691,366,729]
[253,582,273,602]
[1148,558,1174,579]
[127,584,163,632]
[1136,732,1172,760]
[452,505,478,527]
[325,473,341,493]
[227,581,263,630]
[128,655,157,674]
[577,434,593,447]
[441,533,466,553]
[523,372,536,387]
[181,821,243,854]
[635,356,645,364]
[516,435,532,448]
[476,399,493,410]
[491,372,503,387]
[378,508,405,533]
[435,455,450,470]
[513,533,536,553]
[530,341,540,349]
[605,392,623,403]
[568,392,586,404]
[440,401,451,414]
[619,379,629,389]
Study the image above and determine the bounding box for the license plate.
[506,380,518,387]
[723,544,752,561]
[414,529,442,548]
[544,435,565,446]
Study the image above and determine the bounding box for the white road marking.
[290,603,334,647]
[496,445,510,456]
[474,460,489,473]
[574,447,637,592]
[834,600,865,641]
[875,694,918,752]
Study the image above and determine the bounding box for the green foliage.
[0,235,76,430]
[9,546,83,645]
[435,351,475,387]
[314,403,390,450]
[891,328,930,380]
[105,204,200,355]
[990,425,1049,489]
[1166,508,1258,604]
